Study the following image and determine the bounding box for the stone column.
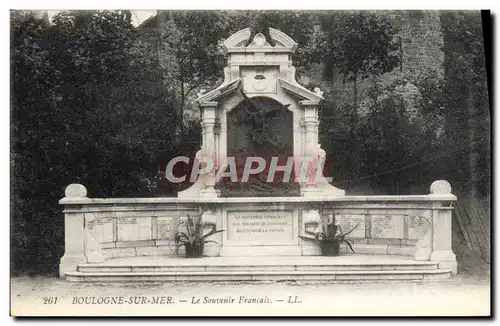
[200,102,219,198]
[59,184,88,277]
[300,101,320,195]
[428,180,458,275]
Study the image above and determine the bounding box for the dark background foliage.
[10,10,490,275]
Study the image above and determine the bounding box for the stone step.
[78,262,439,273]
[65,269,452,282]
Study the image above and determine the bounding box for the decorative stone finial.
[252,33,267,46]
[247,33,271,48]
[314,87,323,98]
[197,89,207,98]
[430,180,452,194]
[65,183,87,198]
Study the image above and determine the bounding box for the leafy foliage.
[11,11,183,275]
[243,10,322,76]
[321,11,400,105]
[321,77,444,194]
[156,10,229,137]
[440,11,490,199]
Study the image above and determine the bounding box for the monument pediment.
[223,27,252,48]
[223,27,298,53]
[278,78,323,103]
[198,27,322,106]
[196,79,241,104]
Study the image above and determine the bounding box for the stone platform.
[65,254,453,282]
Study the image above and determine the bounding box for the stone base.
[300,184,345,197]
[430,250,457,275]
[436,261,458,276]
[200,187,221,198]
[177,180,205,199]
[59,254,87,278]
[301,245,322,256]
[203,243,222,257]
[65,255,453,282]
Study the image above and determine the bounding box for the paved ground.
[11,271,490,317]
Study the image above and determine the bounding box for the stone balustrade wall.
[59,181,457,277]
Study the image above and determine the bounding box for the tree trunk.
[172,77,185,147]
[353,75,358,107]
[467,89,478,201]
[178,88,185,141]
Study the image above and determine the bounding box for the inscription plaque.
[117,217,152,241]
[157,217,179,240]
[370,215,404,239]
[227,211,294,245]
[335,214,366,238]
[406,215,431,239]
[86,217,114,243]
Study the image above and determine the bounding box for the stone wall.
[329,10,444,108]
[59,181,457,276]
[387,10,444,81]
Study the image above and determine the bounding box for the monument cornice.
[196,79,241,104]
[199,101,218,108]
[300,100,321,106]
[278,78,323,102]
[59,194,458,206]
[225,47,295,54]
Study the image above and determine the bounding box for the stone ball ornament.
[430,180,452,194]
[64,183,88,198]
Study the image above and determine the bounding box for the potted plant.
[301,220,360,256]
[174,214,225,258]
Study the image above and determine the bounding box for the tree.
[11,10,180,275]
[320,79,442,194]
[321,11,400,106]
[440,11,490,199]
[155,10,324,137]
[245,10,323,77]
[157,11,228,139]
[11,11,57,275]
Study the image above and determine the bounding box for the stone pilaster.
[300,204,322,256]
[413,211,433,261]
[200,102,219,198]
[428,180,457,275]
[300,101,321,196]
[59,184,88,277]
[199,204,222,257]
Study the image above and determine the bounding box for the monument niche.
[220,92,300,197]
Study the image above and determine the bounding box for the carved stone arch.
[223,27,252,50]
[269,28,298,50]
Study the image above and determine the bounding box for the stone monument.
[58,28,457,281]
[178,27,345,199]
